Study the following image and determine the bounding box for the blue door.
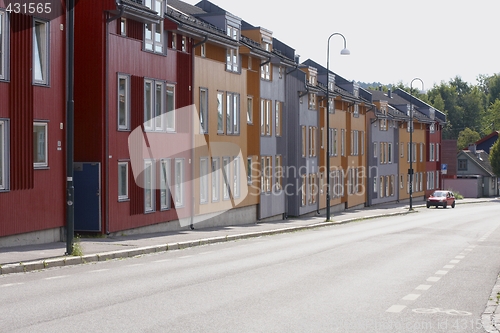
[74,162,101,232]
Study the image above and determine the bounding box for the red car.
[426,190,456,208]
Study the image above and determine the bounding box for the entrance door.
[74,162,101,232]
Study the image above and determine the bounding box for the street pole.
[66,0,75,254]
[326,33,349,221]
[409,78,424,211]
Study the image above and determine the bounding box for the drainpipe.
[66,0,75,255]
[104,5,124,235]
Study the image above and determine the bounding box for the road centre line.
[1,282,24,287]
[435,270,448,275]
[427,276,441,282]
[45,275,69,280]
[450,259,460,264]
[402,294,421,301]
[415,285,432,291]
[386,305,406,313]
[455,255,465,259]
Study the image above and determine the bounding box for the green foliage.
[71,236,84,257]
[452,191,464,200]
[457,128,481,150]
[489,139,500,177]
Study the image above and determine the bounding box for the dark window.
[458,159,467,171]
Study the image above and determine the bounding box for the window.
[328,97,335,113]
[430,143,435,161]
[407,143,410,162]
[341,129,345,156]
[33,122,48,168]
[301,174,307,206]
[260,156,271,193]
[200,88,208,133]
[260,99,271,136]
[309,127,316,157]
[420,143,424,162]
[265,156,271,192]
[308,93,317,110]
[181,36,187,52]
[217,92,224,133]
[174,159,184,206]
[222,157,230,200]
[166,84,175,132]
[160,159,170,210]
[430,123,435,133]
[247,97,253,124]
[436,171,439,190]
[226,48,239,72]
[144,79,165,131]
[353,104,359,118]
[301,126,307,157]
[332,129,338,156]
[200,157,209,203]
[275,155,282,190]
[361,131,365,155]
[261,62,271,80]
[275,101,282,136]
[212,158,220,202]
[118,162,129,201]
[379,176,384,198]
[233,157,240,198]
[401,142,404,158]
[144,0,164,53]
[118,74,130,130]
[144,160,155,212]
[33,19,49,85]
[120,17,127,36]
[374,142,377,158]
[201,43,206,57]
[352,130,359,156]
[226,92,240,134]
[247,157,252,184]
[436,143,440,161]
[388,143,392,163]
[458,159,467,171]
[0,120,8,190]
[0,10,8,80]
[171,32,176,49]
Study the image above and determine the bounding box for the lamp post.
[326,33,350,221]
[409,78,424,211]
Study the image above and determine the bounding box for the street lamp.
[326,33,350,221]
[409,78,424,211]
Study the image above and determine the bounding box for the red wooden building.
[0,1,67,246]
[73,0,194,235]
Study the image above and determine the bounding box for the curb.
[0,209,415,276]
[482,274,500,333]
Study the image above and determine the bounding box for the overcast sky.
[182,0,499,89]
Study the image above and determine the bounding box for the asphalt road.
[1,203,499,332]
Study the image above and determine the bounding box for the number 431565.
[6,2,52,14]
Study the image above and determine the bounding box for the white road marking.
[455,255,465,259]
[1,283,24,288]
[402,294,421,301]
[89,269,110,273]
[443,265,454,269]
[153,259,171,263]
[415,284,432,291]
[199,252,213,255]
[450,260,460,264]
[435,270,448,275]
[386,305,406,313]
[45,275,69,280]
[179,255,193,259]
[427,276,441,282]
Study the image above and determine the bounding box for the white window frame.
[226,48,239,73]
[217,92,224,134]
[200,87,208,134]
[174,158,184,207]
[275,101,282,137]
[233,156,240,198]
[0,10,8,81]
[226,92,240,135]
[388,142,392,163]
[200,157,209,204]
[341,129,345,156]
[33,122,48,168]
[0,119,8,191]
[436,143,440,162]
[247,96,253,124]
[430,143,435,162]
[212,158,220,202]
[160,158,171,210]
[144,0,164,53]
[222,157,230,200]
[144,159,155,213]
[33,19,49,85]
[144,79,165,132]
[118,74,130,130]
[247,157,252,185]
[118,161,129,201]
[166,84,175,132]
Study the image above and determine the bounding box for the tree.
[457,127,481,150]
[481,100,500,134]
[489,139,500,177]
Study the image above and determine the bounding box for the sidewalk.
[0,198,497,275]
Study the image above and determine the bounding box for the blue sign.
[441,164,448,174]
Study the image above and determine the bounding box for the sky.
[181,0,499,89]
